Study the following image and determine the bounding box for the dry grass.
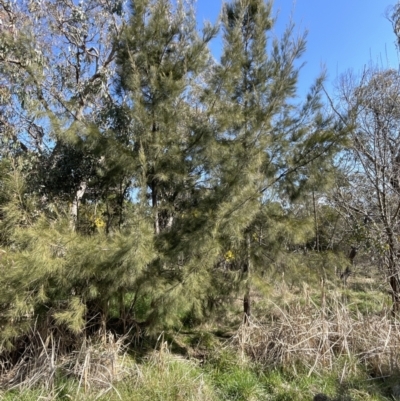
[0,332,214,401]
[232,291,400,377]
[0,333,58,392]
[62,332,131,397]
[0,331,130,398]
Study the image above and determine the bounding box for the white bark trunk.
[70,182,87,231]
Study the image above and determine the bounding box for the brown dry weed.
[232,294,400,377]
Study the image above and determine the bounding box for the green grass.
[204,350,269,401]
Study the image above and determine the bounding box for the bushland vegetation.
[1,0,400,399]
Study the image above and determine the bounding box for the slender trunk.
[388,239,400,315]
[151,180,160,235]
[312,189,319,252]
[348,246,357,265]
[118,181,125,229]
[150,116,160,235]
[120,291,126,334]
[341,246,357,285]
[243,232,251,323]
[70,181,87,231]
[243,290,251,323]
[389,273,400,315]
[166,215,174,229]
[101,301,108,341]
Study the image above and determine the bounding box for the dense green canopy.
[0,0,350,350]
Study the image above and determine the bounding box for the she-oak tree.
[116,0,344,322]
[0,0,344,350]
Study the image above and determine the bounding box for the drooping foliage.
[0,0,344,351]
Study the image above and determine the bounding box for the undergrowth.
[1,273,399,401]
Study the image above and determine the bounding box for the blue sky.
[195,0,399,95]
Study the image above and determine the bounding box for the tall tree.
[112,0,219,328]
[0,0,345,351]
[0,0,126,230]
[333,68,400,313]
[203,0,343,320]
[116,0,216,234]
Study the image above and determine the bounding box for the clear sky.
[195,0,399,95]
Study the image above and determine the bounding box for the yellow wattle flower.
[225,250,234,261]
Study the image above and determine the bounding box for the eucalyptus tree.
[333,68,400,312]
[0,0,126,229]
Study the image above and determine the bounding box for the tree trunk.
[151,180,160,235]
[70,181,87,231]
[243,232,251,323]
[243,290,251,323]
[312,189,319,252]
[389,273,400,315]
[340,246,357,285]
[348,246,358,265]
[385,232,400,315]
[388,242,400,315]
